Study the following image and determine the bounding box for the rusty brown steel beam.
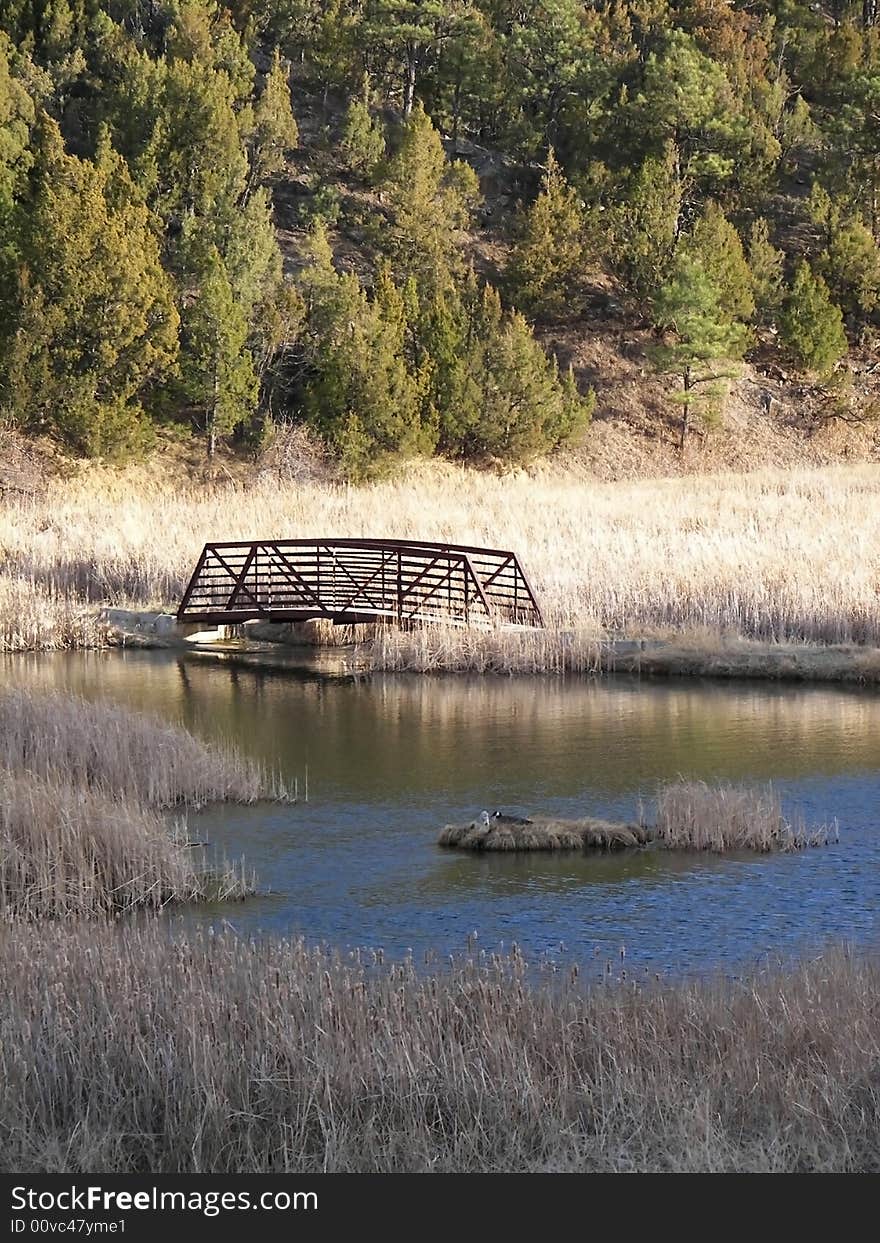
[177,538,543,629]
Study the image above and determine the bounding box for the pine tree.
[747,218,785,324]
[780,262,848,376]
[633,29,751,193]
[181,246,258,456]
[362,0,474,118]
[651,252,750,449]
[681,200,755,325]
[3,118,178,456]
[506,149,584,317]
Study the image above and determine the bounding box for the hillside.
[3,1,880,479]
[270,91,880,480]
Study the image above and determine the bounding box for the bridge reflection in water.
[177,538,544,629]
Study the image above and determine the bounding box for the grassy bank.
[0,686,286,807]
[0,688,281,915]
[3,459,880,672]
[1,922,879,1173]
[0,770,252,917]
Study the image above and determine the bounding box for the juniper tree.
[181,246,258,457]
[3,120,178,456]
[381,102,480,292]
[506,149,584,317]
[609,144,682,302]
[747,218,785,324]
[294,225,431,477]
[339,77,386,180]
[780,262,848,377]
[821,216,880,321]
[243,49,298,198]
[424,277,592,463]
[681,200,755,325]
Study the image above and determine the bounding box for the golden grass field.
[2,455,880,672]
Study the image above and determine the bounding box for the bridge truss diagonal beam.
[177,538,544,630]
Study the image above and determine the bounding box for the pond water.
[6,647,880,978]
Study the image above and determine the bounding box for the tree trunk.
[679,366,691,451]
[403,51,417,118]
[207,363,220,458]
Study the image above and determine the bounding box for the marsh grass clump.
[0,770,253,918]
[655,780,837,852]
[0,577,109,653]
[368,622,603,675]
[3,924,880,1173]
[0,687,287,808]
[439,816,652,852]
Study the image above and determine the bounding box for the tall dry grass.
[0,576,110,652]
[654,781,837,852]
[2,922,880,1172]
[0,770,251,917]
[2,460,880,660]
[0,687,286,807]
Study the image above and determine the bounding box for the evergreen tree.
[3,119,178,456]
[340,77,386,181]
[0,33,33,218]
[747,218,785,324]
[362,0,475,118]
[426,276,592,463]
[609,145,682,301]
[651,252,750,449]
[494,0,595,159]
[828,71,880,238]
[295,224,432,477]
[821,216,880,320]
[506,149,584,317]
[381,102,480,291]
[780,262,848,376]
[181,245,258,456]
[632,29,752,193]
[243,49,298,197]
[680,200,755,325]
[474,303,589,462]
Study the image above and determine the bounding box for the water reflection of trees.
[5,650,880,799]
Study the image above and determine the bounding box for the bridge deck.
[177,538,544,629]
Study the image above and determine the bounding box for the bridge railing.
[177,538,544,629]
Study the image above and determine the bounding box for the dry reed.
[0,576,109,652]
[0,687,287,808]
[0,769,252,917]
[2,922,880,1172]
[655,780,837,852]
[439,816,652,851]
[3,460,880,664]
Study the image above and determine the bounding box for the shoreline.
[16,607,880,686]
